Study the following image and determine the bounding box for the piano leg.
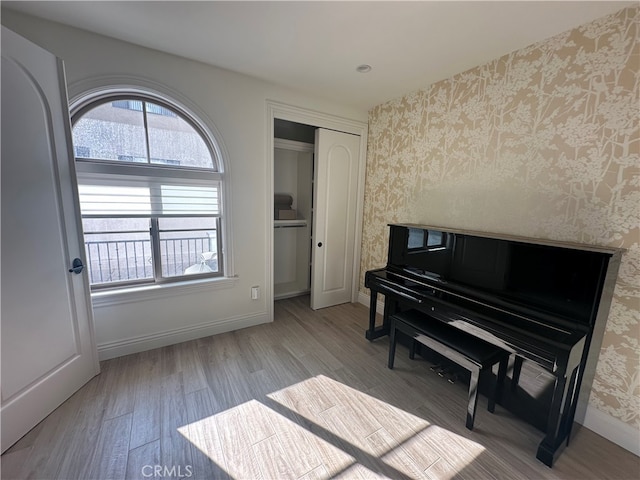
[366,290,378,339]
[536,370,571,467]
[365,290,390,341]
[563,367,581,446]
[537,333,587,467]
[387,317,397,369]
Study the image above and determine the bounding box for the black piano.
[365,224,622,467]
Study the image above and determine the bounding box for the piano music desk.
[388,309,509,430]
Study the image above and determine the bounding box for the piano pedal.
[447,373,458,384]
[430,364,443,373]
[437,367,450,378]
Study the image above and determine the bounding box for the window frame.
[70,90,228,292]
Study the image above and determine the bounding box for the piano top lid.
[390,223,625,257]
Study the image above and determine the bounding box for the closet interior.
[273,119,315,300]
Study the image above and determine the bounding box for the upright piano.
[365,224,622,467]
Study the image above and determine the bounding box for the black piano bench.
[388,310,509,430]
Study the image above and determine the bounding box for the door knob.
[69,258,84,274]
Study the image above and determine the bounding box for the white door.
[1,27,99,453]
[310,129,361,310]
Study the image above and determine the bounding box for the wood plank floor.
[2,296,638,479]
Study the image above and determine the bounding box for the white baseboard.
[580,405,640,457]
[358,291,640,457]
[97,312,271,360]
[358,291,384,315]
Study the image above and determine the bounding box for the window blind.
[78,180,220,217]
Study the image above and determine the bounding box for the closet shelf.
[274,219,307,228]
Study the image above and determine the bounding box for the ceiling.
[3,1,633,111]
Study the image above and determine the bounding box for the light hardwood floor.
[2,296,638,480]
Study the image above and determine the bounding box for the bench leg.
[466,368,480,430]
[489,355,508,412]
[511,355,523,392]
[409,339,416,360]
[388,322,397,369]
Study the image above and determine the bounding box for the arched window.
[71,93,224,289]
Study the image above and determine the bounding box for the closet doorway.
[273,121,314,300]
[267,101,367,316]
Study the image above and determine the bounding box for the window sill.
[90,275,239,308]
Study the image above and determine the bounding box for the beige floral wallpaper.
[360,6,639,428]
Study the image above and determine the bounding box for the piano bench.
[388,310,509,431]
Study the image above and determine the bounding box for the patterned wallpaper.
[360,6,639,427]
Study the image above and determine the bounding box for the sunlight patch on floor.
[178,374,486,478]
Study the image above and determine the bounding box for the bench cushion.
[391,310,506,366]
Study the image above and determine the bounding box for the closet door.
[311,129,360,310]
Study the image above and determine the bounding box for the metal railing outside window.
[85,234,219,286]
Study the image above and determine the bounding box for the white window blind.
[75,159,222,218]
[78,180,220,217]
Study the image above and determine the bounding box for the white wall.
[1,9,367,359]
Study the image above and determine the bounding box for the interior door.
[310,128,361,310]
[1,26,99,453]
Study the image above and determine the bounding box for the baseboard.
[97,312,271,360]
[580,404,640,457]
[357,291,384,315]
[274,290,310,301]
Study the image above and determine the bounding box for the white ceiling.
[3,1,633,111]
